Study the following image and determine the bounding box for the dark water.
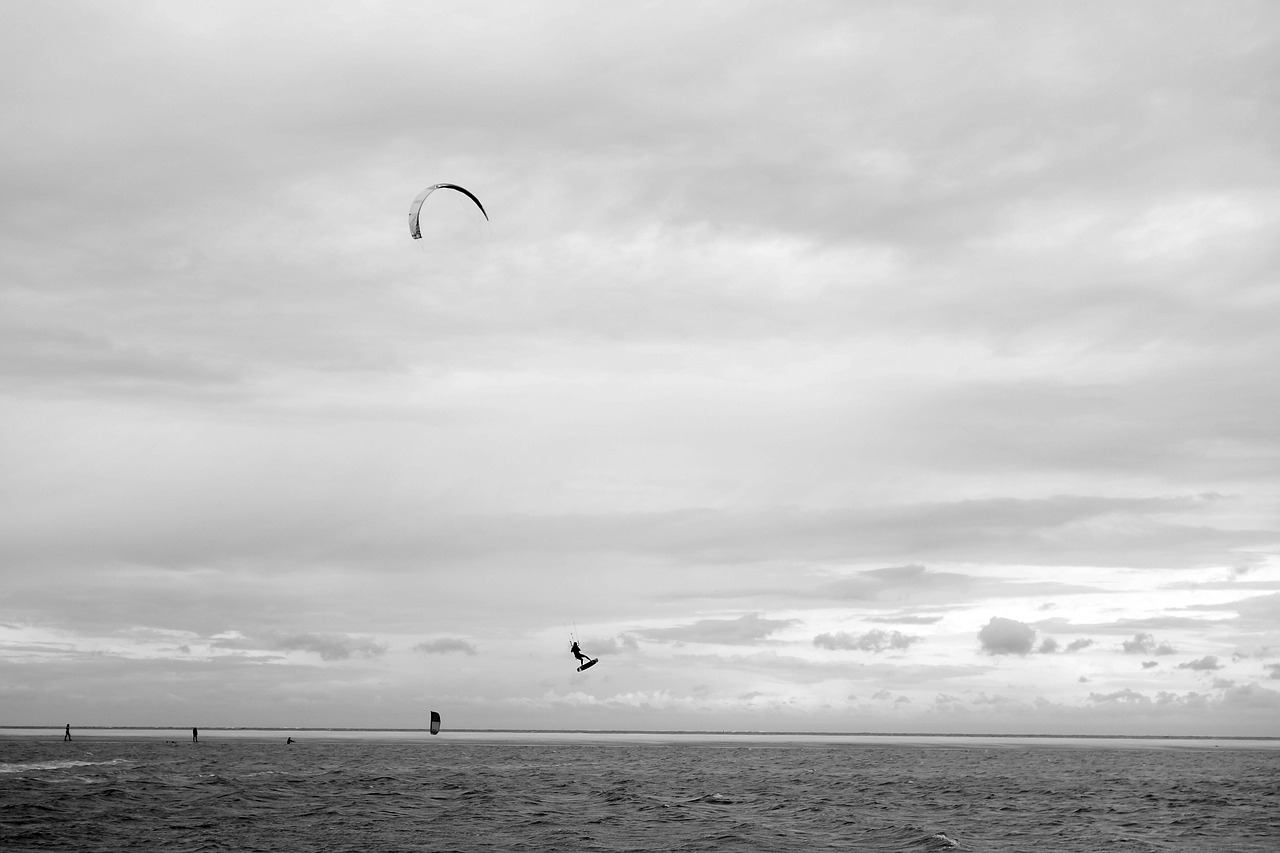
[2,734,1277,852]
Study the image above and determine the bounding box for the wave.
[0,758,125,775]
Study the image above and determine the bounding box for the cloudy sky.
[3,1,1279,736]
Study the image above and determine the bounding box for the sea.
[2,729,1277,852]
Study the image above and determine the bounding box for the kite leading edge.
[408,183,488,240]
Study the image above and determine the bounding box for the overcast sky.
[3,1,1279,736]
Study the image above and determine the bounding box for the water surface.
[2,731,1276,852]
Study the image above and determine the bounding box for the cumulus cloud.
[1037,638,1060,654]
[412,638,477,656]
[1064,639,1095,653]
[978,617,1036,655]
[1122,633,1177,655]
[1219,682,1280,711]
[636,613,797,645]
[1177,655,1223,671]
[813,628,919,653]
[1087,687,1279,715]
[1267,664,1280,680]
[1142,661,1160,669]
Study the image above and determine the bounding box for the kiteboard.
[577,658,599,672]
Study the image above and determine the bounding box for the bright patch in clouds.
[2,1,1279,736]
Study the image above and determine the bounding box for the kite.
[408,183,488,240]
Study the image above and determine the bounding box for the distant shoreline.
[4,726,1277,747]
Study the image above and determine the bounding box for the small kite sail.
[429,711,441,735]
[408,183,488,240]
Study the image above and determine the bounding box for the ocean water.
[1,731,1277,852]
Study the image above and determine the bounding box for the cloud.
[215,632,388,661]
[412,638,477,656]
[1266,664,1280,680]
[978,617,1036,655]
[1121,633,1177,655]
[1219,682,1280,711]
[813,629,920,653]
[275,633,387,661]
[433,491,1274,580]
[1142,661,1160,669]
[1088,688,1150,705]
[1036,616,1225,636]
[1186,593,1280,630]
[570,634,639,656]
[1080,685,1280,721]
[1177,656,1223,672]
[614,634,642,653]
[0,324,245,395]
[759,495,1280,574]
[1037,638,1060,654]
[867,614,944,625]
[1064,639,1095,653]
[635,613,798,646]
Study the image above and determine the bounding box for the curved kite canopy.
[429,711,441,735]
[408,183,488,239]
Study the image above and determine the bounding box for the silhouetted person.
[192,727,198,742]
[287,737,294,744]
[64,724,71,741]
[570,640,592,666]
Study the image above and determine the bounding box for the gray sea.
[2,730,1277,852]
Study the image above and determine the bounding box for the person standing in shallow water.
[64,724,71,741]
[192,727,198,742]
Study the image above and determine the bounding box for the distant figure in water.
[287,737,294,744]
[192,727,199,742]
[64,724,71,741]
[570,640,591,666]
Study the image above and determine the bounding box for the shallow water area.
[2,730,1277,852]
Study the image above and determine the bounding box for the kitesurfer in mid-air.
[570,640,593,668]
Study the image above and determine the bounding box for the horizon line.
[4,725,1277,741]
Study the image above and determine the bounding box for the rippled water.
[2,732,1277,852]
